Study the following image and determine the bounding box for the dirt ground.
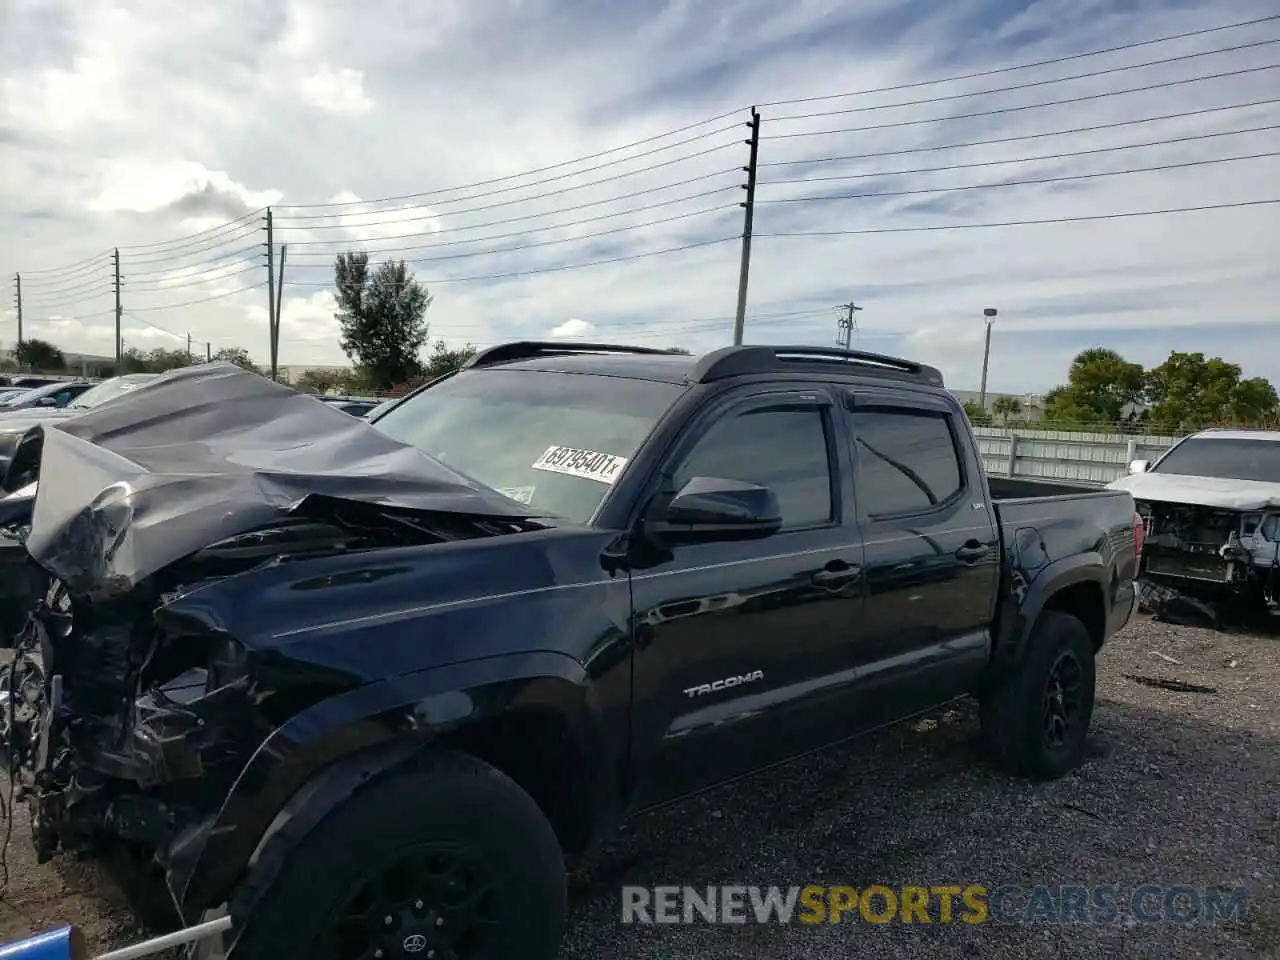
[1,613,1277,959]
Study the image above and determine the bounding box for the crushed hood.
[24,362,542,599]
[1107,472,1280,511]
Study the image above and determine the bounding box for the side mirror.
[36,397,57,407]
[1128,459,1150,475]
[645,476,782,546]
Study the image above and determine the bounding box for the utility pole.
[113,249,122,369]
[206,342,212,363]
[272,243,287,381]
[265,208,276,381]
[186,332,192,362]
[836,301,862,351]
[732,107,761,346]
[13,273,22,348]
[978,307,998,409]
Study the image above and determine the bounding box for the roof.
[1190,428,1280,442]
[492,352,698,384]
[466,342,944,388]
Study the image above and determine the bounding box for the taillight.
[1133,510,1145,561]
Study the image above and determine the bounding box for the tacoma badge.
[683,669,764,698]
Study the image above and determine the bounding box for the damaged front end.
[1,362,546,916]
[1137,500,1280,614]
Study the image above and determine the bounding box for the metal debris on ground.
[1123,674,1218,695]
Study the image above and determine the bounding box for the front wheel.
[225,750,567,960]
[979,611,1096,780]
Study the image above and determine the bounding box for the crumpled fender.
[168,649,613,915]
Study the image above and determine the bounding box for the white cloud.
[550,318,596,338]
[299,67,374,115]
[0,0,1276,394]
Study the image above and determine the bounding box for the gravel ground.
[0,613,1276,959]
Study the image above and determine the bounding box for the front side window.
[674,406,834,529]
[372,369,682,524]
[852,409,964,517]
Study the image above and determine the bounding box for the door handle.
[955,541,990,563]
[811,561,862,588]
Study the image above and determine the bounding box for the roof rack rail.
[463,341,681,370]
[688,345,944,387]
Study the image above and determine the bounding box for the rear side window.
[851,409,963,517]
[675,406,834,529]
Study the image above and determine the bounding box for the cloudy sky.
[1,0,1276,394]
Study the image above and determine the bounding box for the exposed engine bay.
[1136,499,1280,613]
[1,503,533,879]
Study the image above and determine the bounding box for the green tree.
[422,340,477,380]
[1145,351,1279,431]
[118,347,151,374]
[666,346,692,355]
[962,400,991,426]
[334,251,432,390]
[991,395,1022,423]
[14,338,65,371]
[1043,348,1145,425]
[212,346,261,374]
[144,347,194,373]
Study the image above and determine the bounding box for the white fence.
[972,426,1179,487]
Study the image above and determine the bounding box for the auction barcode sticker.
[531,445,628,484]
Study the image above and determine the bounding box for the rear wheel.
[980,611,1096,780]
[226,750,567,960]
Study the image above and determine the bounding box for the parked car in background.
[364,396,401,420]
[0,389,29,404]
[316,395,382,417]
[0,374,158,482]
[1110,428,1279,613]
[0,376,63,389]
[0,379,93,411]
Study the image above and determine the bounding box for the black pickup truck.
[0,345,1139,960]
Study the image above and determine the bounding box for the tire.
[979,611,1096,781]
[225,750,567,960]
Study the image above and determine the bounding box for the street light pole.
[978,307,998,409]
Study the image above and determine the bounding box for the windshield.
[1153,437,1280,484]
[372,368,682,523]
[68,375,157,409]
[0,390,33,406]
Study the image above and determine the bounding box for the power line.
[278,184,737,248]
[759,125,1280,186]
[119,227,263,267]
[124,281,269,312]
[758,14,1280,107]
[755,198,1280,236]
[288,236,736,286]
[757,152,1278,206]
[297,204,737,267]
[768,39,1280,122]
[763,64,1280,140]
[280,185,742,253]
[121,311,211,348]
[757,97,1280,167]
[278,131,743,216]
[275,167,740,230]
[273,111,748,211]
[115,209,265,252]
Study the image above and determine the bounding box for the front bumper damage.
[0,362,546,917]
[1136,499,1280,615]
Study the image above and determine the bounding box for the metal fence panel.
[972,426,1179,487]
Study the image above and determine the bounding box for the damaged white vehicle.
[1109,428,1280,614]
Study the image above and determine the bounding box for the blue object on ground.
[0,925,85,960]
